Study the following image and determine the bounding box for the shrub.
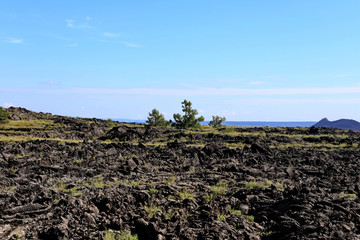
[106,118,116,128]
[146,108,168,127]
[209,115,226,127]
[0,107,9,124]
[173,100,204,129]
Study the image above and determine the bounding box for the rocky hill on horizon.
[313,117,360,131]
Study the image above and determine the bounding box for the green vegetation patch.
[105,118,116,128]
[217,214,226,222]
[210,181,228,196]
[163,176,176,185]
[103,229,138,240]
[0,107,9,124]
[245,179,284,191]
[149,188,157,195]
[203,194,213,202]
[246,215,255,221]
[163,208,177,220]
[339,192,357,198]
[227,206,242,216]
[0,185,16,192]
[53,181,82,197]
[83,176,116,188]
[177,191,194,200]
[144,203,161,218]
[0,119,54,129]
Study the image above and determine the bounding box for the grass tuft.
[210,181,228,196]
[177,191,194,200]
[103,229,138,240]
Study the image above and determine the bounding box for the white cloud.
[66,19,93,29]
[66,19,74,28]
[78,24,93,29]
[122,41,142,48]
[5,39,23,44]
[103,32,121,38]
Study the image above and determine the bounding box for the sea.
[114,119,316,128]
[216,121,316,127]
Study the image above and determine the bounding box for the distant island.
[313,118,360,131]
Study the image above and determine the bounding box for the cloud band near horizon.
[2,87,360,96]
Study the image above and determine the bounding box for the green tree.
[173,100,204,129]
[209,115,226,127]
[0,107,9,124]
[146,108,168,127]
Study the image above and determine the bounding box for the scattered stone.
[0,107,360,239]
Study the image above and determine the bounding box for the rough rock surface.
[1,107,360,239]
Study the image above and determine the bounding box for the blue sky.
[1,1,360,121]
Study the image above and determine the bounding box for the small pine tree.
[0,107,9,124]
[173,100,204,129]
[209,115,226,127]
[146,109,168,127]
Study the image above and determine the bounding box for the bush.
[106,118,116,128]
[0,107,9,124]
[172,100,204,129]
[209,115,226,127]
[146,108,168,127]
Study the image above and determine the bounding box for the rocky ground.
[1,107,360,239]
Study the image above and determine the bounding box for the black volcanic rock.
[313,118,360,131]
[3,107,360,239]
